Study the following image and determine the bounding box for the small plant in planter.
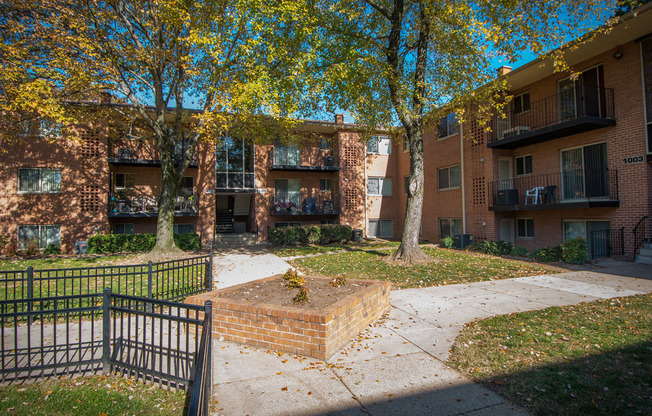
[329,276,347,287]
[293,286,309,304]
[283,268,305,289]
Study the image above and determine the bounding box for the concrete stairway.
[635,240,652,265]
[213,233,259,246]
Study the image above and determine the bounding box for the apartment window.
[17,225,60,249]
[321,220,335,225]
[114,224,134,235]
[368,177,392,196]
[215,137,255,189]
[273,138,300,166]
[320,178,333,192]
[513,92,530,114]
[516,218,534,238]
[437,113,459,139]
[515,155,532,176]
[642,38,652,153]
[439,218,462,238]
[275,222,302,228]
[173,224,194,234]
[275,179,301,205]
[319,137,332,150]
[368,219,392,238]
[438,165,461,190]
[404,176,410,194]
[367,136,391,155]
[114,173,134,190]
[18,168,61,193]
[179,176,194,196]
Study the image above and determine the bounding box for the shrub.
[293,286,309,304]
[469,240,513,256]
[329,276,347,287]
[441,236,454,249]
[4,240,18,257]
[25,241,40,256]
[269,224,352,246]
[88,232,199,254]
[561,237,588,264]
[43,243,61,255]
[510,245,529,257]
[530,245,562,262]
[283,269,305,289]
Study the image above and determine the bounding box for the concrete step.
[639,247,652,257]
[213,233,260,246]
[643,241,652,250]
[634,254,652,265]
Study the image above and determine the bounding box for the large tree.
[0,0,314,253]
[306,0,619,263]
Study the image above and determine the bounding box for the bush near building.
[88,233,201,254]
[269,224,352,246]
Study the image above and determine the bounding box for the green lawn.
[0,254,141,272]
[0,374,186,416]
[448,294,652,416]
[270,240,401,258]
[289,246,555,288]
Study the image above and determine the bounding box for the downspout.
[364,142,369,237]
[460,123,466,234]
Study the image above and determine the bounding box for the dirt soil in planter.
[219,276,371,310]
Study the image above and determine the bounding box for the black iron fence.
[633,215,649,255]
[109,193,199,216]
[488,86,615,144]
[0,255,212,314]
[268,148,339,169]
[489,169,619,207]
[108,138,198,165]
[589,228,624,259]
[270,194,341,215]
[0,289,213,415]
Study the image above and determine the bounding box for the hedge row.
[269,224,352,246]
[467,237,589,264]
[88,233,201,254]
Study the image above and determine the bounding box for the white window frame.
[17,224,61,250]
[516,218,534,238]
[114,223,134,235]
[437,112,459,140]
[367,177,392,196]
[515,155,532,177]
[513,92,531,115]
[367,136,391,155]
[368,219,393,238]
[18,168,61,194]
[438,165,461,190]
[320,178,333,192]
[439,218,462,239]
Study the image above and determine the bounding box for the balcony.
[488,169,619,211]
[108,139,198,168]
[487,87,616,149]
[269,149,340,172]
[269,194,341,216]
[215,172,255,193]
[108,192,198,217]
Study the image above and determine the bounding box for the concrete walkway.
[209,251,652,416]
[212,246,295,289]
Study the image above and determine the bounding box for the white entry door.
[498,158,513,190]
[500,219,515,244]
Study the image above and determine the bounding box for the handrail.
[187,301,213,416]
[633,215,649,254]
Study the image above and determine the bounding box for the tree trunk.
[152,144,182,254]
[393,127,428,263]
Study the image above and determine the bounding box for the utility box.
[496,189,518,205]
[454,234,473,249]
[75,241,88,255]
[352,229,363,243]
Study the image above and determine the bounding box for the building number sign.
[622,155,644,165]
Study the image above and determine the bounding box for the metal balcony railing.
[108,138,198,165]
[488,86,615,145]
[268,148,339,171]
[488,169,618,208]
[109,192,198,216]
[269,193,340,215]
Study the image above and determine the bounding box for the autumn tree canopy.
[0,0,316,252]
[299,0,620,263]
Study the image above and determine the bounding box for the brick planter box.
[186,276,391,360]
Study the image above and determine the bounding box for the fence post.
[102,288,111,374]
[26,267,33,326]
[205,256,213,291]
[147,261,153,313]
[204,300,213,400]
[620,227,625,256]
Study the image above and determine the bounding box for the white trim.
[514,154,533,177]
[516,218,535,239]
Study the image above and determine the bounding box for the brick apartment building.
[1,5,651,259]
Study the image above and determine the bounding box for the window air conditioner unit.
[503,126,530,138]
[117,148,134,159]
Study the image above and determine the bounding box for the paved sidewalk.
[210,269,651,416]
[212,246,294,289]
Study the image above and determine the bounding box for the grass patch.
[448,294,652,416]
[0,374,185,415]
[290,247,554,288]
[271,240,401,258]
[0,255,140,272]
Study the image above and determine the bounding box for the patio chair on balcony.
[525,186,544,204]
[543,185,557,204]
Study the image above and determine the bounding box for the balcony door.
[497,158,513,190]
[561,142,607,200]
[274,138,300,166]
[559,65,605,121]
[275,179,301,206]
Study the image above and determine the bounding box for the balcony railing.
[108,193,198,217]
[488,169,619,211]
[215,172,255,191]
[269,193,340,215]
[268,148,340,171]
[487,86,615,149]
[108,138,198,167]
